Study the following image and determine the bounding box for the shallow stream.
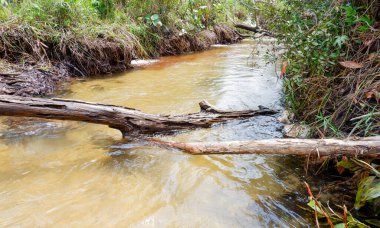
[0,40,311,226]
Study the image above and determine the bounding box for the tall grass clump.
[250,0,379,226]
[0,0,250,73]
[255,0,379,138]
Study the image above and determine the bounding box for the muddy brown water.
[0,40,311,226]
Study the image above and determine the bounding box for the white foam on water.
[211,44,229,47]
[131,59,158,66]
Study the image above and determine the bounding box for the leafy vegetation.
[0,0,250,74]
[0,0,249,45]
[304,158,380,227]
[248,0,379,225]
[253,0,379,138]
[1,0,378,225]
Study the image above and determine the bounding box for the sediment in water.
[0,24,241,97]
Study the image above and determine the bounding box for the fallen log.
[235,24,260,33]
[234,24,275,37]
[1,95,378,157]
[151,137,380,157]
[0,95,278,136]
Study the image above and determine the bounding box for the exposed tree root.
[0,60,69,96]
[158,25,242,56]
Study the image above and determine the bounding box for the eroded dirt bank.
[0,25,241,97]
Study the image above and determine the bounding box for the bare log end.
[199,100,221,113]
[234,24,275,37]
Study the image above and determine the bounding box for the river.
[0,40,311,226]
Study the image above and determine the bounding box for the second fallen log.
[151,137,380,157]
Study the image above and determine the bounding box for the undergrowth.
[0,0,251,74]
[255,0,379,138]
[250,0,379,226]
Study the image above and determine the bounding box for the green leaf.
[357,25,370,33]
[363,181,380,200]
[334,35,349,48]
[307,199,323,215]
[365,219,380,227]
[0,0,8,6]
[347,213,370,228]
[343,5,357,25]
[151,14,159,21]
[355,176,376,209]
[337,159,355,169]
[152,20,162,27]
[359,15,374,26]
[334,223,345,228]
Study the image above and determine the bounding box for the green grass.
[252,1,379,225]
[0,0,250,58]
[254,0,379,137]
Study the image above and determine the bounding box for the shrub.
[256,0,379,137]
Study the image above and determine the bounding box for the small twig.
[316,147,320,159]
[305,182,335,228]
[305,150,311,176]
[352,158,380,177]
[327,201,342,220]
[350,112,380,121]
[343,205,348,228]
[315,209,320,228]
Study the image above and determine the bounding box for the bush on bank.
[254,0,379,138]
[250,0,379,226]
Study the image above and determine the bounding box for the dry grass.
[294,30,380,137]
[0,22,242,96]
[0,23,143,76]
[158,25,241,56]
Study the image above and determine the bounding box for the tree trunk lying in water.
[2,95,377,157]
[234,24,260,33]
[0,95,278,135]
[151,137,380,157]
[234,24,275,37]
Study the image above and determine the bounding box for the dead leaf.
[368,53,376,60]
[363,39,373,46]
[366,89,380,103]
[366,91,374,99]
[339,61,363,69]
[280,61,288,79]
[353,97,358,104]
[337,165,345,175]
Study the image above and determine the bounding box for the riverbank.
[0,25,241,96]
[0,0,247,96]
[253,0,379,225]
